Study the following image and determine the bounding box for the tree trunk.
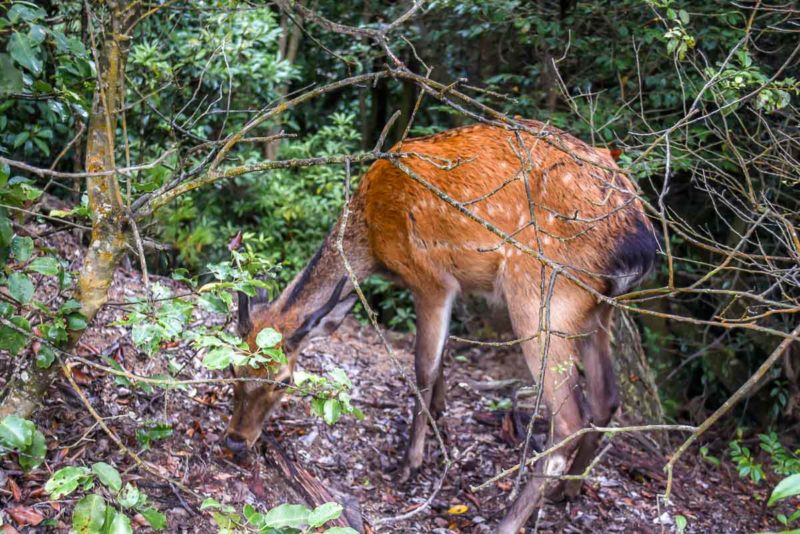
[612,310,665,430]
[0,2,135,419]
[265,6,304,160]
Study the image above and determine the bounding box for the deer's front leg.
[399,287,455,482]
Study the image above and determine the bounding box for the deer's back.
[360,121,655,297]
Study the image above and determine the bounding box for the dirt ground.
[0,232,794,533]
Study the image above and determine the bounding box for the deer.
[224,119,658,532]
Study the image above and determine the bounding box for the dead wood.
[262,435,368,533]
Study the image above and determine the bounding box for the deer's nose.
[224,434,248,454]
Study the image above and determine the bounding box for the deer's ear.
[285,294,357,353]
[316,293,357,336]
[238,291,251,336]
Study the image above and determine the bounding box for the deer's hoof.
[388,460,420,484]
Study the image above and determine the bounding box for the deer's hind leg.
[497,277,595,534]
[543,304,619,501]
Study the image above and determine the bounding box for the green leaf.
[28,256,60,275]
[33,136,50,156]
[675,514,687,534]
[0,215,12,249]
[201,347,235,370]
[107,511,132,534]
[45,466,92,499]
[13,131,29,149]
[72,494,107,534]
[199,293,228,314]
[200,498,235,514]
[135,422,173,450]
[67,313,88,331]
[242,503,264,526]
[310,398,326,418]
[60,299,82,313]
[261,504,312,529]
[308,502,343,528]
[0,315,30,354]
[0,414,34,449]
[200,498,221,510]
[28,25,46,45]
[768,473,800,506]
[9,32,42,75]
[10,235,33,262]
[118,483,141,509]
[328,368,352,388]
[293,370,314,387]
[8,272,34,303]
[256,328,282,349]
[138,507,167,531]
[19,429,46,471]
[36,344,56,369]
[323,399,342,425]
[8,4,46,23]
[92,462,122,493]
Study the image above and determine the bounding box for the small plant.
[729,438,766,483]
[135,421,174,450]
[201,499,356,533]
[487,398,512,411]
[292,368,365,425]
[729,431,800,531]
[768,474,800,530]
[112,251,284,372]
[759,432,800,477]
[699,445,721,467]
[0,415,46,471]
[707,51,799,113]
[674,514,688,534]
[45,462,166,533]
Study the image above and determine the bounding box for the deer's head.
[224,279,355,453]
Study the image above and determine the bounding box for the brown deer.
[225,119,658,532]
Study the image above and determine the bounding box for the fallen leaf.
[496,480,512,492]
[447,504,469,515]
[7,477,22,501]
[7,506,44,526]
[28,487,47,499]
[71,368,92,385]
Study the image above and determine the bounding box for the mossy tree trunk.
[0,2,136,419]
[612,310,666,432]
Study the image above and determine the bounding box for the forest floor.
[0,228,791,534]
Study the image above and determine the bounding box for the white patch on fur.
[563,172,573,183]
[547,213,556,224]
